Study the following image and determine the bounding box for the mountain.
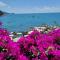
[0,10,9,16]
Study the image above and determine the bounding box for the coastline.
[9,25,60,42]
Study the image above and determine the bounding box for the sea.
[0,13,60,32]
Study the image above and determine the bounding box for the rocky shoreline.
[9,25,60,42]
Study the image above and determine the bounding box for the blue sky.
[0,0,60,13]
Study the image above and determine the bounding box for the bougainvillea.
[0,28,60,60]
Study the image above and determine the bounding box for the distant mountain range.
[0,10,60,16]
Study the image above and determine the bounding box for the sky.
[0,0,60,14]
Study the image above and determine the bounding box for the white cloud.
[37,6,60,13]
[0,1,7,7]
[0,1,60,14]
[11,6,60,14]
[0,1,13,13]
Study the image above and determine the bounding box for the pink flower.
[0,28,9,36]
[19,54,28,60]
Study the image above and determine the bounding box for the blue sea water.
[0,13,60,32]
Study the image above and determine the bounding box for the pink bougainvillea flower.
[0,27,60,60]
[40,53,48,60]
[28,30,41,40]
[48,28,60,50]
[0,28,9,36]
[19,54,28,60]
[47,50,60,60]
[0,39,20,60]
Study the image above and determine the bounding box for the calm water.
[0,13,60,32]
